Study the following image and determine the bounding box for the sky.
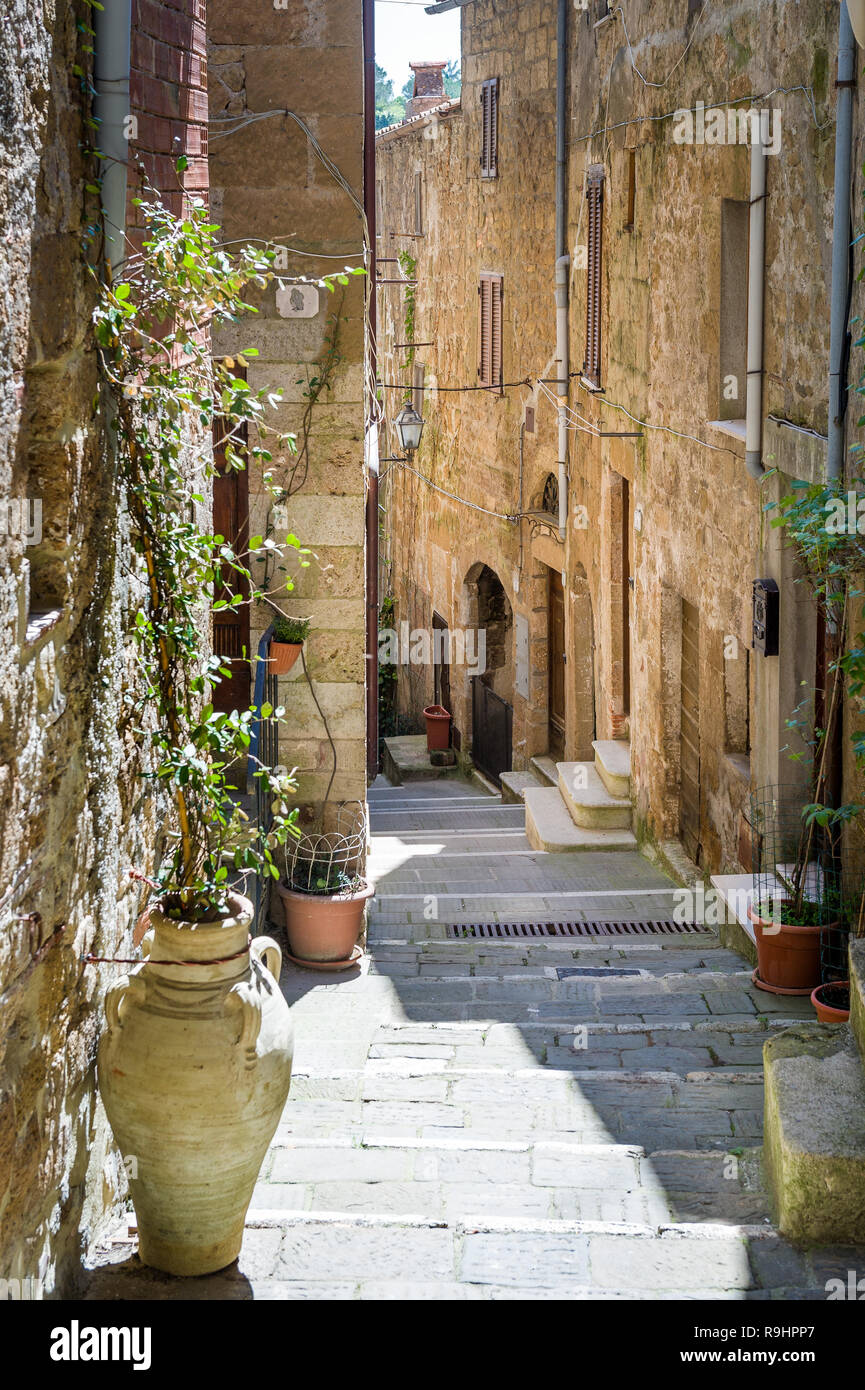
[375,0,461,88]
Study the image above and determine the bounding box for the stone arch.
[463,561,513,701]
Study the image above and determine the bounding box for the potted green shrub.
[91,180,363,1275]
[276,803,374,969]
[269,613,311,675]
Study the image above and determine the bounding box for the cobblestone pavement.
[87,778,865,1300]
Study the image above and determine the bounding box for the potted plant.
[811,979,850,1023]
[91,182,362,1276]
[423,703,451,751]
[269,613,311,676]
[276,803,374,969]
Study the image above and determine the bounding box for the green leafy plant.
[765,473,865,929]
[398,250,417,371]
[90,178,360,913]
[272,614,311,645]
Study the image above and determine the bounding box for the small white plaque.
[276,284,320,319]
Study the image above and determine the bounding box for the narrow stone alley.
[87,778,865,1299]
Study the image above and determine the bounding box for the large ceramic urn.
[98,892,292,1276]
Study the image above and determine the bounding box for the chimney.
[405,61,447,119]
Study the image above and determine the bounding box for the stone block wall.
[208,0,368,826]
[0,0,209,1294]
[378,0,861,872]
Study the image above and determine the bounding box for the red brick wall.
[127,0,209,231]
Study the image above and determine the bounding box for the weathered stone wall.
[378,0,860,873]
[208,0,368,825]
[0,0,209,1295]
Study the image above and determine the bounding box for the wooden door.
[212,429,251,713]
[680,598,701,861]
[548,569,566,760]
[432,611,451,714]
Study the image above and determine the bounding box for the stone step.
[763,1022,865,1244]
[500,770,545,804]
[530,755,558,786]
[525,787,637,853]
[250,1136,765,1226]
[557,762,632,829]
[87,1202,854,1298]
[593,739,632,798]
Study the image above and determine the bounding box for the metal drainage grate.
[447,920,711,939]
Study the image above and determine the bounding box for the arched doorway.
[463,563,513,784]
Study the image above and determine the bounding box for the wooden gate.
[680,598,701,861]
[548,569,565,759]
[472,678,512,786]
[212,426,251,713]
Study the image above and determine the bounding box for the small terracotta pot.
[276,881,374,963]
[268,640,302,676]
[748,902,823,994]
[811,981,850,1023]
[423,704,451,751]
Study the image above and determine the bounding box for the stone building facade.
[376,0,861,874]
[0,0,212,1296]
[208,0,370,827]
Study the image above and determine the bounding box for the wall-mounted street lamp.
[381,403,426,461]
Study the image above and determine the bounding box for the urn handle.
[104,973,145,1032]
[250,935,282,985]
[225,982,262,1067]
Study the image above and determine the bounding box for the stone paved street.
[87,779,865,1299]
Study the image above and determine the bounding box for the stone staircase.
[519,740,636,853]
[83,777,865,1299]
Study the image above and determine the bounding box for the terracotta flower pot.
[276,880,374,963]
[811,981,850,1024]
[268,640,302,676]
[98,892,293,1276]
[423,704,451,751]
[748,901,823,995]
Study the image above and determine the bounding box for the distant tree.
[375,62,406,130]
[443,58,461,98]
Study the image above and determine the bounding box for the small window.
[583,166,604,389]
[414,171,424,235]
[412,361,425,415]
[478,273,503,391]
[542,473,559,517]
[624,149,635,231]
[719,199,749,421]
[480,78,499,179]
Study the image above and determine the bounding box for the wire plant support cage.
[750,784,865,986]
[283,800,368,897]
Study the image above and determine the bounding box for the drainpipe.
[555,0,569,537]
[828,1,857,480]
[745,130,767,479]
[363,0,380,778]
[94,0,133,277]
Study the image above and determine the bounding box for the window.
[583,166,604,388]
[719,199,749,421]
[624,148,635,231]
[480,78,499,178]
[414,172,424,235]
[412,361,425,415]
[478,273,503,390]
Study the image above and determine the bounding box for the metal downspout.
[363,0,380,778]
[94,0,132,277]
[555,0,569,537]
[828,1,857,480]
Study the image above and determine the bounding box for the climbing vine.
[89,178,361,910]
[398,249,417,372]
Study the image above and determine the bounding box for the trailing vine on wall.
[398,249,417,372]
[88,179,358,909]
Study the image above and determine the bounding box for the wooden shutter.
[478,273,503,390]
[584,167,604,388]
[414,171,423,235]
[480,78,499,178]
